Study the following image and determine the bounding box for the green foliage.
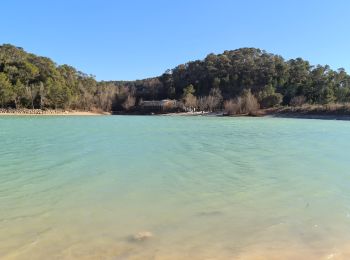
[0,44,114,110]
[290,96,306,107]
[257,85,283,108]
[321,87,335,104]
[156,48,350,106]
[0,72,13,107]
[1,44,349,112]
[183,84,195,97]
[260,93,283,108]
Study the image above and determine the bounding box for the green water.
[1,116,350,259]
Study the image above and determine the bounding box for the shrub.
[290,95,306,107]
[224,98,242,115]
[260,93,283,108]
[224,90,259,115]
[241,89,259,114]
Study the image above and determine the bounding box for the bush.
[260,93,283,108]
[224,90,259,115]
[224,98,242,115]
[241,89,259,114]
[290,96,306,107]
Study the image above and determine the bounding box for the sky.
[1,0,349,81]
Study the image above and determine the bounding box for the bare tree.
[26,84,39,109]
[96,84,117,111]
[198,96,209,112]
[207,95,220,112]
[183,93,197,111]
[122,94,136,110]
[224,90,259,115]
[241,89,259,114]
[224,97,242,115]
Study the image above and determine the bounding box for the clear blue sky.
[1,0,349,80]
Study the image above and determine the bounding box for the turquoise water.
[1,116,350,259]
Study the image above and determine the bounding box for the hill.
[1,44,350,113]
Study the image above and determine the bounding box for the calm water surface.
[1,116,350,259]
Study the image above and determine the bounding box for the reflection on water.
[1,116,350,259]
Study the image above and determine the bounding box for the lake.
[1,116,350,259]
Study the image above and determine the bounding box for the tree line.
[110,48,350,112]
[0,44,117,111]
[1,44,350,112]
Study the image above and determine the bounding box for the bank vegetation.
[1,44,350,116]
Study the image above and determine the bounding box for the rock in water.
[132,231,153,241]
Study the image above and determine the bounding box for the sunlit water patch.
[1,116,350,259]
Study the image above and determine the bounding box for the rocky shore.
[261,105,350,120]
[0,108,107,116]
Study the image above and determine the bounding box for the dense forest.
[1,44,350,113]
[0,44,117,111]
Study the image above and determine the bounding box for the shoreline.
[261,107,350,121]
[0,109,109,116]
[268,113,350,120]
[159,109,350,120]
[162,110,350,121]
[2,108,350,120]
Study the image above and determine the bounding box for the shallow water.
[1,116,350,259]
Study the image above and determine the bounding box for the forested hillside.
[0,44,116,111]
[1,44,350,112]
[107,48,350,113]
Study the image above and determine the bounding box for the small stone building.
[139,99,179,111]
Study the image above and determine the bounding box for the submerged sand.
[4,239,349,260]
